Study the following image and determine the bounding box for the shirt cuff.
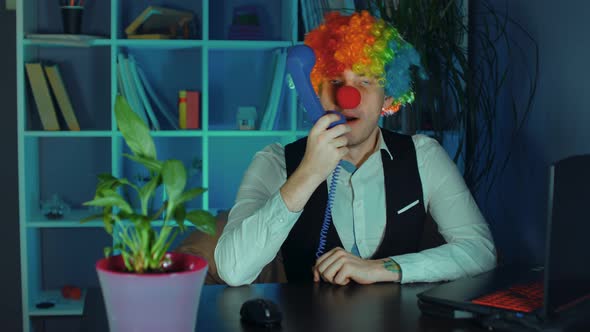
[389,253,425,284]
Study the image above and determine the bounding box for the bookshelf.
[17,0,304,330]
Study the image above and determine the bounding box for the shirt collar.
[377,128,394,160]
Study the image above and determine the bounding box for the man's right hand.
[279,113,350,212]
[300,113,350,182]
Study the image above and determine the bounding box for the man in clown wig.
[215,10,496,286]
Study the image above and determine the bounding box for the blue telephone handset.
[286,45,345,258]
[286,45,346,128]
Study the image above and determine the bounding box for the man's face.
[319,69,392,148]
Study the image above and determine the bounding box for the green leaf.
[114,95,156,159]
[162,160,187,207]
[103,213,114,234]
[80,213,103,224]
[177,187,207,205]
[95,175,138,198]
[185,210,216,236]
[84,189,133,214]
[104,246,113,258]
[138,173,161,215]
[123,153,162,173]
[173,204,186,232]
[96,177,120,194]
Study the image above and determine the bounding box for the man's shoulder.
[255,142,285,159]
[284,136,307,151]
[410,134,452,168]
[380,128,443,158]
[410,133,440,151]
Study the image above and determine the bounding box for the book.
[43,64,80,131]
[127,55,160,130]
[125,6,194,37]
[185,91,200,129]
[25,63,60,131]
[117,53,149,125]
[136,67,179,130]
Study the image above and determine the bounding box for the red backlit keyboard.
[471,281,544,313]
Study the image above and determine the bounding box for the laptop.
[417,155,590,331]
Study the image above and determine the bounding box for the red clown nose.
[336,86,361,109]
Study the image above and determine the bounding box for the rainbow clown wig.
[305,10,424,115]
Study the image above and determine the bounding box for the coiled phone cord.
[315,163,342,258]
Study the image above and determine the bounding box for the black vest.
[281,129,428,282]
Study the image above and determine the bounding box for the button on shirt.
[214,130,497,286]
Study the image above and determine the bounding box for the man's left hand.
[313,247,400,285]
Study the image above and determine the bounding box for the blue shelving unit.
[17,0,302,330]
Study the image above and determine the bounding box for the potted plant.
[83,95,216,332]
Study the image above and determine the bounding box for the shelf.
[18,0,301,330]
[206,40,293,50]
[24,39,112,47]
[28,221,104,228]
[149,130,203,137]
[22,39,294,49]
[117,39,205,49]
[24,131,114,138]
[30,130,307,138]
[27,209,103,228]
[29,289,87,316]
[207,130,298,137]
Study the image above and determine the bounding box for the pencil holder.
[61,6,84,34]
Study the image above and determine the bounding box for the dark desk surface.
[83,282,486,332]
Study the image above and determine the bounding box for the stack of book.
[125,6,195,39]
[25,62,80,131]
[116,53,179,130]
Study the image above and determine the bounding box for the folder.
[44,64,80,131]
[136,66,179,130]
[25,63,60,131]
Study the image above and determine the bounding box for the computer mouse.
[240,298,283,327]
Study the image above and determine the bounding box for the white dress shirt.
[214,130,497,286]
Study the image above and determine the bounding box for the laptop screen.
[544,155,590,315]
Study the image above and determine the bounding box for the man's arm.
[392,135,497,283]
[214,143,302,286]
[281,114,350,212]
[215,115,351,286]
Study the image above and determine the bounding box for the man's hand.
[313,247,401,285]
[280,114,350,212]
[300,113,350,183]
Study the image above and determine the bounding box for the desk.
[82,283,486,331]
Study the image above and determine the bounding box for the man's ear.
[382,96,394,109]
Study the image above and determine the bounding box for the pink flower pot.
[96,252,208,332]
